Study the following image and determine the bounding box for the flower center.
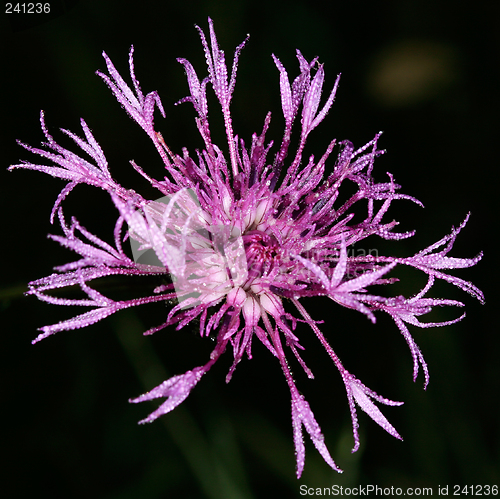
[243,230,280,283]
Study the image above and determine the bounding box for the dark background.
[1,1,498,497]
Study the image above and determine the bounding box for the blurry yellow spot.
[367,40,459,107]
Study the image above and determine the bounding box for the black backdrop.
[1,1,498,497]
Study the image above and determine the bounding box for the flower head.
[10,18,483,477]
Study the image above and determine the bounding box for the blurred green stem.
[113,311,254,499]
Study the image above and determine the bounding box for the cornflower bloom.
[10,19,483,477]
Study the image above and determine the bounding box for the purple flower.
[10,18,483,478]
